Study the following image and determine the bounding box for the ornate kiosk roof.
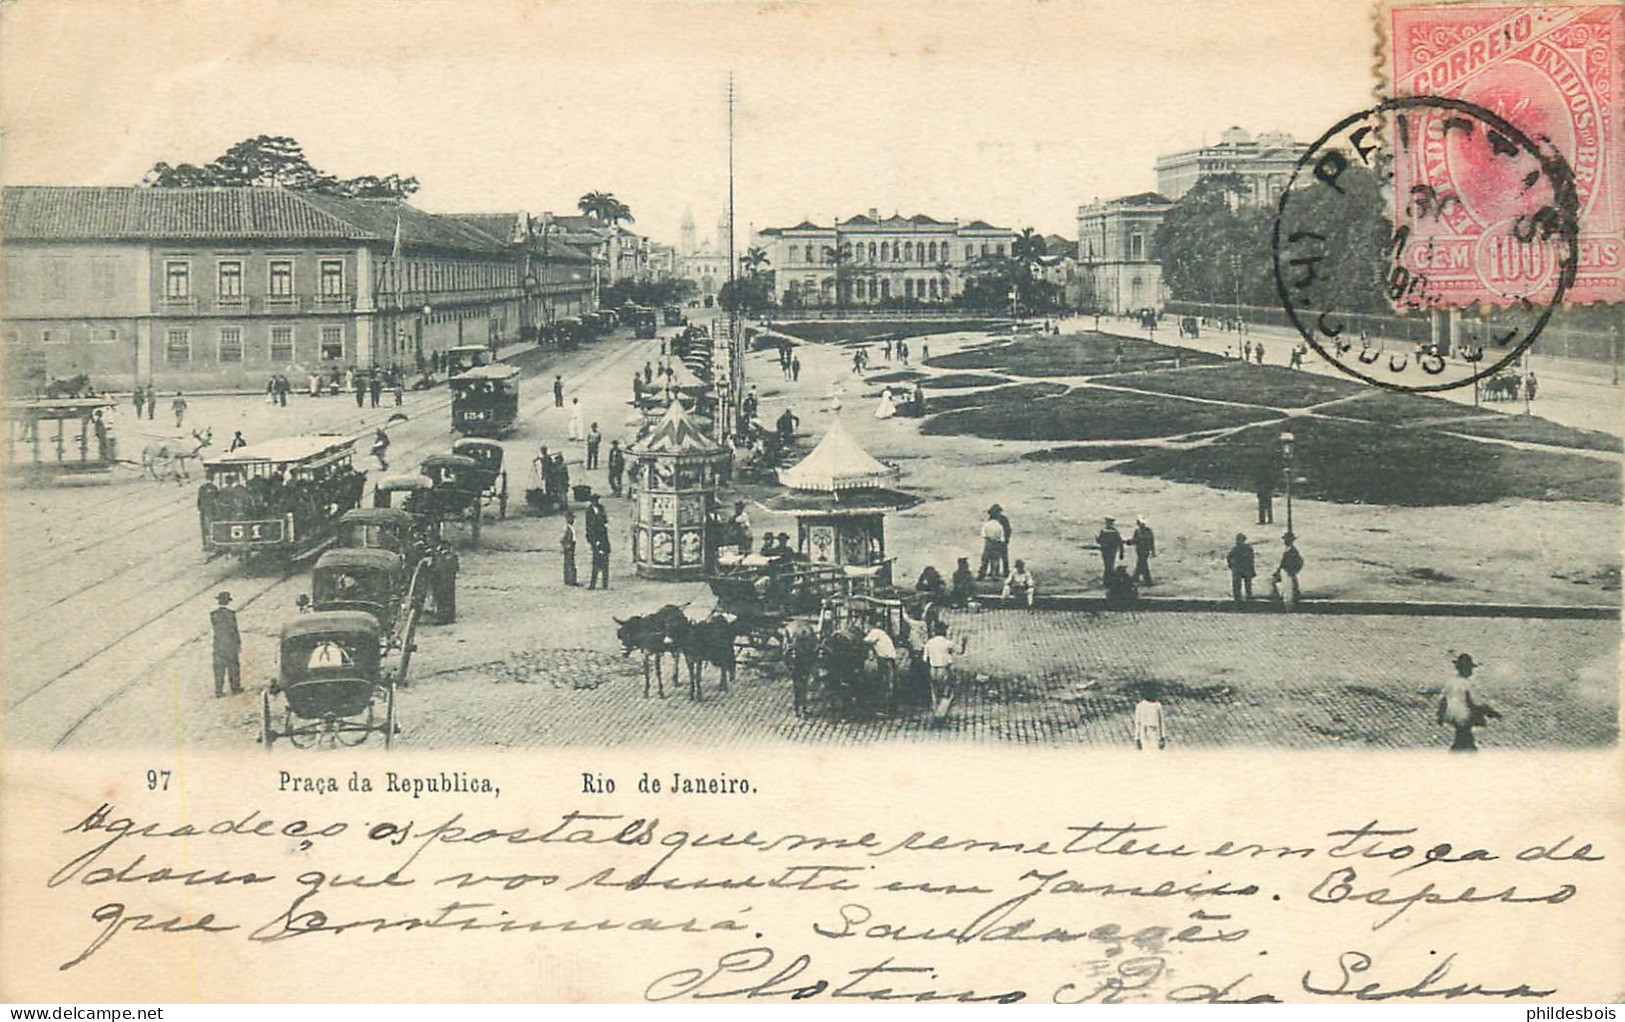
[629,399,724,457]
[778,417,901,493]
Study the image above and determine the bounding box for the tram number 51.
[146,769,173,791]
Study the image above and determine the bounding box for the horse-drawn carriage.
[311,545,429,673]
[416,443,506,548]
[261,612,396,749]
[2,396,121,481]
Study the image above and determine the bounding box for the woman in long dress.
[874,387,898,420]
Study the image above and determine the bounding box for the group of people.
[263,375,294,406]
[559,493,613,589]
[1225,531,1304,607]
[1091,515,1157,593]
[1223,340,1266,364]
[129,385,183,425]
[776,343,803,381]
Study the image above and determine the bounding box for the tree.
[821,239,857,306]
[957,228,1061,314]
[721,247,775,314]
[578,191,634,227]
[740,246,770,277]
[141,134,419,198]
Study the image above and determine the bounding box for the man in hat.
[553,375,565,408]
[1094,517,1124,586]
[977,507,1007,580]
[1278,532,1304,608]
[560,510,580,586]
[585,422,602,469]
[607,440,626,496]
[1129,515,1156,586]
[1226,533,1256,604]
[1438,653,1501,752]
[586,500,612,591]
[210,591,241,697]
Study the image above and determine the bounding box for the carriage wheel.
[384,686,397,749]
[286,708,318,749]
[260,690,276,750]
[497,471,508,520]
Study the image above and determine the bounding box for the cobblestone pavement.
[385,608,1616,751]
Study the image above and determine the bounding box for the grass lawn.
[1096,364,1367,408]
[1111,417,1621,505]
[922,384,1276,442]
[922,372,1008,389]
[1441,414,1624,452]
[1332,388,1477,424]
[922,381,1067,414]
[926,331,1221,377]
[1023,444,1161,462]
[776,319,1002,345]
[867,370,925,384]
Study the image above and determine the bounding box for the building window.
[218,260,244,302]
[966,244,975,260]
[929,279,939,298]
[928,242,938,263]
[164,260,190,299]
[320,326,344,361]
[319,259,345,298]
[90,327,119,344]
[41,327,68,345]
[165,328,191,364]
[995,244,1005,258]
[905,279,915,299]
[867,242,876,262]
[43,259,70,300]
[270,325,294,363]
[218,326,244,363]
[903,242,913,261]
[268,259,294,298]
[803,245,814,264]
[91,258,118,299]
[1130,234,1144,261]
[880,279,891,299]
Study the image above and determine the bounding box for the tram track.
[18,327,676,748]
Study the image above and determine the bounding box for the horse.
[43,374,91,399]
[678,613,740,701]
[614,604,690,698]
[141,427,212,483]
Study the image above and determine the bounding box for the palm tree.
[577,191,634,227]
[821,239,857,307]
[1011,227,1047,270]
[741,246,770,277]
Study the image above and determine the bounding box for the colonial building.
[754,209,1014,307]
[1076,192,1172,314]
[1154,126,1309,207]
[1,186,594,391]
[1036,234,1085,310]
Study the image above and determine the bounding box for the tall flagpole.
[721,72,741,444]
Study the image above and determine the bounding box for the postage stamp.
[1386,2,1624,306]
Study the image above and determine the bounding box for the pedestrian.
[308,373,322,397]
[132,388,145,419]
[170,391,188,428]
[369,374,382,408]
[560,511,580,586]
[1243,340,1253,363]
[883,339,894,361]
[370,427,390,471]
[392,375,404,406]
[266,377,278,405]
[210,591,242,698]
[1129,515,1156,586]
[852,350,865,374]
[730,500,752,553]
[922,622,954,706]
[1094,516,1124,585]
[1254,342,1265,365]
[353,373,365,408]
[898,339,909,364]
[949,556,976,606]
[607,440,625,496]
[277,374,289,407]
[864,622,901,696]
[1277,532,1304,608]
[791,356,802,381]
[568,398,583,442]
[228,430,247,452]
[586,500,611,590]
[586,422,602,469]
[1002,559,1036,607]
[1437,652,1501,752]
[643,361,654,386]
[553,375,565,407]
[1254,455,1276,525]
[144,384,156,419]
[1227,532,1256,604]
[920,342,929,361]
[1133,686,1167,751]
[977,506,1006,580]
[776,407,800,451]
[1525,372,1538,400]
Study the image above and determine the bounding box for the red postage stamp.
[1387,2,1622,305]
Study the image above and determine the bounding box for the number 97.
[146,769,172,791]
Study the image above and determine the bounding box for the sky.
[1,0,1376,246]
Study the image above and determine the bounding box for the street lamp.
[1279,429,1296,535]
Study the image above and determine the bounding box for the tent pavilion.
[762,416,920,585]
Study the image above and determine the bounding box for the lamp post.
[1280,429,1296,536]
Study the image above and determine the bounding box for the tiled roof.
[1106,191,1173,207]
[0,185,515,254]
[766,213,1008,234]
[444,212,525,243]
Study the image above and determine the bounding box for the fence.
[1164,300,1623,365]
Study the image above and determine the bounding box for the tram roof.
[3,397,119,416]
[451,364,520,383]
[204,434,355,467]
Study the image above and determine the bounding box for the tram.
[444,344,494,376]
[450,363,520,437]
[2,397,119,480]
[631,306,659,339]
[199,435,365,563]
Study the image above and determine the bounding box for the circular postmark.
[1273,95,1580,393]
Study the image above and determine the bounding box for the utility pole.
[719,72,743,445]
